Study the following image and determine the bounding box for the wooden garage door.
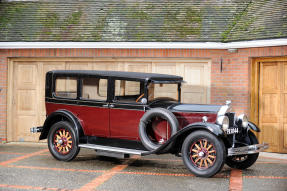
[8,58,210,142]
[259,60,287,153]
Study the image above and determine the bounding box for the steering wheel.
[136,93,145,102]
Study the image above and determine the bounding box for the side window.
[81,78,107,101]
[114,80,142,103]
[55,77,77,99]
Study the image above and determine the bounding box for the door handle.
[102,104,114,108]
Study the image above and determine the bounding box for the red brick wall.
[0,46,287,142]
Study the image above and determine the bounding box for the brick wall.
[0,46,287,142]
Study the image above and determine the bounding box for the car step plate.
[79,144,147,156]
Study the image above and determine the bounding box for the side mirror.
[141,98,147,105]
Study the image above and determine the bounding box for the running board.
[79,144,148,156]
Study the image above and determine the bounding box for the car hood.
[148,100,222,114]
[168,103,222,113]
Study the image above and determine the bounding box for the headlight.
[237,114,248,128]
[216,116,229,132]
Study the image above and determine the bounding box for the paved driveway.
[0,143,286,191]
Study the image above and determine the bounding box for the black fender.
[248,121,260,132]
[39,110,84,144]
[142,122,224,155]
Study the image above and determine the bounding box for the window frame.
[52,75,79,100]
[111,78,146,105]
[78,76,109,102]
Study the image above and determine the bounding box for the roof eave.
[1,39,287,49]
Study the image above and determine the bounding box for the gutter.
[0,38,287,49]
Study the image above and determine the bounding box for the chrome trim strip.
[227,143,269,156]
[79,144,147,155]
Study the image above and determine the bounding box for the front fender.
[39,110,84,142]
[248,121,261,132]
[143,122,224,155]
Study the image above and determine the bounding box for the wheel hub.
[198,151,205,157]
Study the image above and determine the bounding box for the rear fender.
[39,110,84,143]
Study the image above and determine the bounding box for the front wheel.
[181,130,226,177]
[48,121,80,161]
[225,131,259,169]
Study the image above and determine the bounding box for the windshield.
[148,82,180,102]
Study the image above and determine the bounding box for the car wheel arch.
[167,123,225,155]
[39,110,84,142]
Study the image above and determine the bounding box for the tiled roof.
[0,0,286,42]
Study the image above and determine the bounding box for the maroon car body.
[31,70,268,177]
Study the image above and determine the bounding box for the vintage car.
[31,70,268,177]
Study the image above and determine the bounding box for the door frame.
[250,56,287,139]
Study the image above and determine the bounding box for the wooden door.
[259,61,287,153]
[12,62,39,142]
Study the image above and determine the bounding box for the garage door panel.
[125,62,152,73]
[92,62,119,71]
[284,124,287,149]
[16,116,38,142]
[262,62,280,91]
[16,90,36,115]
[261,94,279,123]
[153,63,177,75]
[182,92,204,103]
[66,62,92,70]
[261,123,279,151]
[15,62,37,89]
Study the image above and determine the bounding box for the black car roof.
[49,70,183,82]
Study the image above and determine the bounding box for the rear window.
[55,77,77,99]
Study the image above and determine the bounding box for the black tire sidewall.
[48,121,80,161]
[226,131,259,169]
[181,130,226,177]
[139,108,179,151]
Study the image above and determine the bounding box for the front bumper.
[227,143,269,156]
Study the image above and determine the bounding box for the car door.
[109,79,146,140]
[77,76,110,137]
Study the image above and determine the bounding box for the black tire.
[226,131,259,169]
[181,130,226,177]
[139,108,179,151]
[48,121,80,161]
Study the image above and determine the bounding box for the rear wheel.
[226,131,259,169]
[48,121,80,161]
[181,130,226,177]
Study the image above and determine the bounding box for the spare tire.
[139,108,179,151]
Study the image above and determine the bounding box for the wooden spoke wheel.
[189,139,216,169]
[53,128,73,155]
[181,130,226,177]
[48,121,80,161]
